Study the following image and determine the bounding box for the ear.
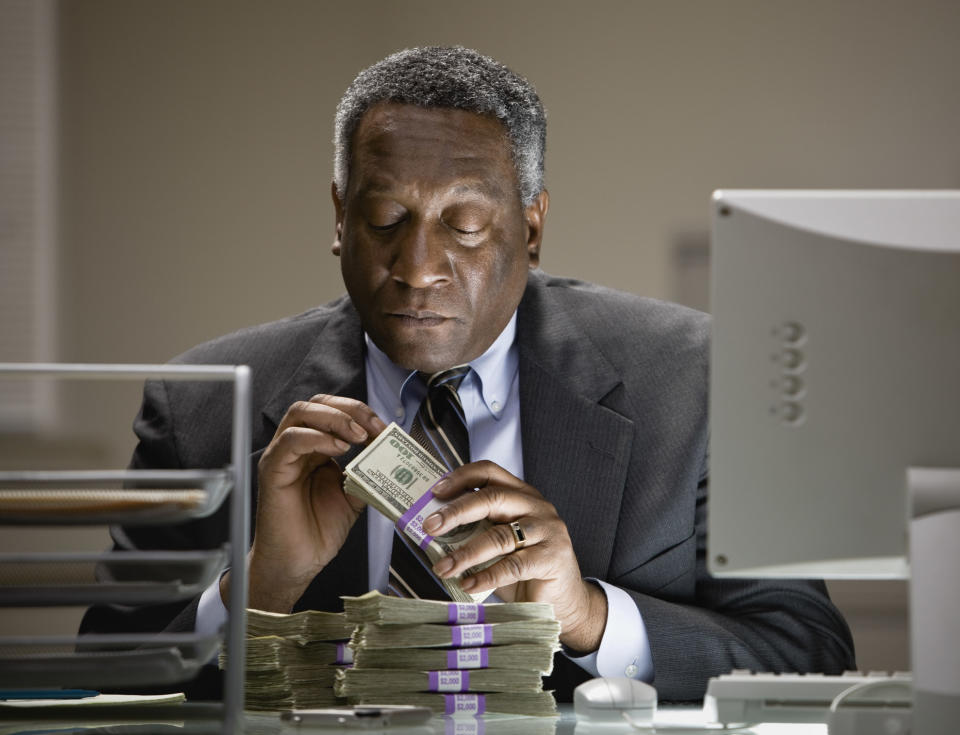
[331,181,344,257]
[523,189,549,268]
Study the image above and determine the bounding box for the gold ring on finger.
[509,520,527,551]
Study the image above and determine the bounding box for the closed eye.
[368,218,405,232]
[443,218,486,237]
[441,204,489,238]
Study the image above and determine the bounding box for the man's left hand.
[423,460,608,653]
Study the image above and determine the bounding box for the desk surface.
[0,701,830,735]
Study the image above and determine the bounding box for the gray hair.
[334,46,546,205]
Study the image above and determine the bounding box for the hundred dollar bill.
[343,423,498,603]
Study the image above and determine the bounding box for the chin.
[401,355,464,374]
[387,344,469,374]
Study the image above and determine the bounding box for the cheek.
[462,246,528,314]
[490,230,533,285]
[341,240,387,290]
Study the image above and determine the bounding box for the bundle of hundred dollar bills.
[343,422,500,603]
[220,608,356,711]
[337,591,561,717]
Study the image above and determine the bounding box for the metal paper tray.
[0,548,228,606]
[0,469,232,525]
[0,633,222,688]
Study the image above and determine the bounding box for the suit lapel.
[517,273,634,579]
[256,297,371,611]
[261,297,367,431]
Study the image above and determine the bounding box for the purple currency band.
[396,477,448,550]
[447,602,484,624]
[428,670,470,692]
[444,693,486,715]
[336,643,353,665]
[446,647,489,669]
[450,624,493,648]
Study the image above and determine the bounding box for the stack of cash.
[221,608,356,711]
[342,422,499,603]
[337,591,561,717]
[245,607,355,644]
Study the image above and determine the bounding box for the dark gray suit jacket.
[81,270,854,701]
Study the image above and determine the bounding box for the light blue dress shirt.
[199,312,652,681]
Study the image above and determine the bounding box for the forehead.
[349,103,518,200]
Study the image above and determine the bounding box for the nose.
[389,220,452,289]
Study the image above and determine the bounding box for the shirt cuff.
[563,578,654,682]
[196,575,229,637]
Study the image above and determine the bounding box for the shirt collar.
[467,312,518,420]
[364,311,518,421]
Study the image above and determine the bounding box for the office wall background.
[4,0,959,672]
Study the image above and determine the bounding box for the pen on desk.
[0,689,99,700]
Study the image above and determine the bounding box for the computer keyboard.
[703,669,913,724]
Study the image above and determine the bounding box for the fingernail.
[334,438,350,452]
[461,576,476,592]
[433,557,453,576]
[373,416,388,432]
[349,420,367,440]
[423,513,442,533]
[431,477,449,494]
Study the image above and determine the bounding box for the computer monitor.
[707,190,960,732]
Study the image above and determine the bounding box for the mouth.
[388,310,450,327]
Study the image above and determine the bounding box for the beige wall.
[6,0,959,670]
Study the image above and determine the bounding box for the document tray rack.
[0,363,251,734]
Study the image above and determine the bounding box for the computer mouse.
[573,676,657,723]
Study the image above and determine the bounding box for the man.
[81,46,854,701]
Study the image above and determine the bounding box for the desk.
[0,702,831,735]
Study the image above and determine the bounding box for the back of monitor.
[708,190,960,579]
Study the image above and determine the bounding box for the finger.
[430,460,532,500]
[308,394,388,437]
[261,426,351,470]
[459,548,547,594]
[423,484,553,537]
[432,517,544,579]
[275,397,379,445]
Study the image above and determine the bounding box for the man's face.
[332,103,548,373]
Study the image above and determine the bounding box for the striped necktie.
[409,366,471,470]
[388,365,471,599]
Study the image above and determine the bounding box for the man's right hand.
[221,395,386,613]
